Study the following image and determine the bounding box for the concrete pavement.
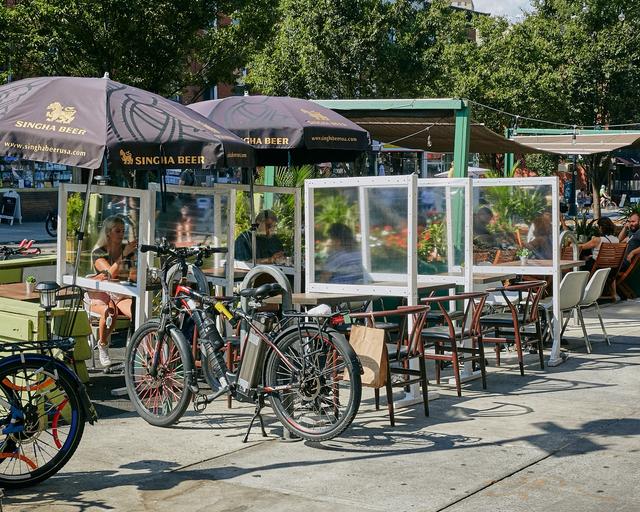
[4,299,640,512]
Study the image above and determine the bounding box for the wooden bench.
[0,297,92,382]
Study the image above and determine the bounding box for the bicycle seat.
[239,283,283,299]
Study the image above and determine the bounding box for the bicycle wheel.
[0,357,85,488]
[45,215,57,238]
[265,326,361,442]
[125,321,193,427]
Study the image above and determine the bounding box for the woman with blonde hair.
[89,215,137,367]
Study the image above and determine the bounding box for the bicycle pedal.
[193,386,230,412]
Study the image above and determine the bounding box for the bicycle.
[45,209,57,238]
[124,241,362,442]
[0,239,41,260]
[0,286,97,488]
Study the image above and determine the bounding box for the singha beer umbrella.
[0,76,254,169]
[189,95,370,264]
[187,95,370,166]
[0,75,255,284]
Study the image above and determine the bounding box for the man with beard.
[619,212,640,271]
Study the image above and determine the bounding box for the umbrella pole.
[71,167,95,288]
[248,168,257,266]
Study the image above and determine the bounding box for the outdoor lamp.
[36,281,59,310]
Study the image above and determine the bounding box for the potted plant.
[516,247,532,265]
[25,275,36,294]
[66,193,84,263]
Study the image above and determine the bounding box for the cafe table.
[0,282,41,303]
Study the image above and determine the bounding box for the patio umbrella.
[188,95,370,166]
[188,95,370,263]
[0,75,255,283]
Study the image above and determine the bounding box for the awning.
[313,101,546,154]
[513,132,640,155]
[342,117,544,154]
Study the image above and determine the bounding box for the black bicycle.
[124,241,362,442]
[0,286,97,488]
[45,210,57,238]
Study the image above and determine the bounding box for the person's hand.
[123,240,137,258]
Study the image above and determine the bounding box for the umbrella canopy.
[188,95,371,165]
[0,76,254,169]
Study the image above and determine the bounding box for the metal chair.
[577,268,612,347]
[480,280,547,375]
[350,305,430,427]
[539,271,590,352]
[420,292,489,397]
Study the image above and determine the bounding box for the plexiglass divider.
[57,183,152,328]
[148,183,232,292]
[216,183,302,294]
[305,175,417,299]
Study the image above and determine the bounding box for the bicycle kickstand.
[243,394,268,443]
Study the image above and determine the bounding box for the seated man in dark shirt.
[234,209,285,264]
[619,212,640,272]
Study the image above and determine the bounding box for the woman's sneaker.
[98,344,111,367]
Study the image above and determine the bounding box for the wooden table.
[498,259,584,270]
[267,292,377,307]
[0,282,40,302]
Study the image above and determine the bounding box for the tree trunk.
[592,181,601,219]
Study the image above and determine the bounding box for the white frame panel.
[216,183,303,293]
[57,183,152,328]
[305,175,414,298]
[470,176,563,365]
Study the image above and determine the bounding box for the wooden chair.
[617,253,640,300]
[479,280,547,375]
[420,292,489,397]
[350,305,430,427]
[590,243,627,301]
[493,248,517,265]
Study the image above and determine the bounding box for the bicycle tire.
[45,216,57,238]
[0,357,85,488]
[265,326,361,442]
[166,262,209,298]
[125,321,193,427]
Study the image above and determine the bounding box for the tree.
[245,0,426,98]
[2,0,255,96]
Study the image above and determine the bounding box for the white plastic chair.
[539,271,591,352]
[577,268,611,347]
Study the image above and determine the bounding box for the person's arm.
[579,236,600,251]
[626,246,640,263]
[619,224,629,242]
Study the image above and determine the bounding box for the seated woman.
[89,215,137,367]
[579,217,619,271]
[526,213,553,260]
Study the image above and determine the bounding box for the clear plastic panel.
[76,192,141,279]
[233,190,295,266]
[473,184,553,265]
[313,185,408,285]
[367,186,408,275]
[154,190,229,272]
[417,184,466,276]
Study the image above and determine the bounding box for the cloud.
[474,0,532,19]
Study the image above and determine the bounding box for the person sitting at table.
[89,215,136,367]
[526,213,553,260]
[320,223,370,284]
[579,217,619,271]
[234,209,285,265]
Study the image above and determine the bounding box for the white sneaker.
[98,344,111,367]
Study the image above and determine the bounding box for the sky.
[473,0,533,20]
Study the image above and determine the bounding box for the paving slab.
[3,301,640,512]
